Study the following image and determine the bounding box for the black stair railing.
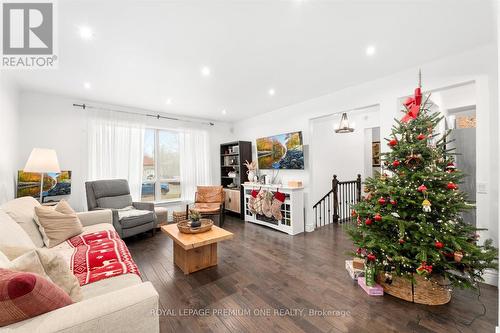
[313,174,362,228]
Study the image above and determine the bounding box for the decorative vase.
[190,219,201,228]
[365,264,376,287]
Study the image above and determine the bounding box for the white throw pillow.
[0,250,10,266]
[1,197,44,247]
[0,249,49,279]
[0,209,36,249]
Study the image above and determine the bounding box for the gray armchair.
[85,179,157,239]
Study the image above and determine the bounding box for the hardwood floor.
[126,216,498,333]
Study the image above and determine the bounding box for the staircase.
[313,174,362,228]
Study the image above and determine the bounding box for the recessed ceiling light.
[83,82,91,89]
[165,98,172,105]
[78,26,94,40]
[221,109,227,115]
[268,88,275,96]
[366,45,376,56]
[201,66,211,76]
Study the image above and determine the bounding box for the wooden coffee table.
[161,223,233,274]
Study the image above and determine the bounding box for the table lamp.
[23,148,61,203]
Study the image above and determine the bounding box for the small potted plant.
[189,209,202,228]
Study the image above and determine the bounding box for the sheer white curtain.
[179,128,212,202]
[87,109,145,201]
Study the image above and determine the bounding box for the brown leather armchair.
[186,186,225,227]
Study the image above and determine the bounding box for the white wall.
[311,105,380,205]
[17,91,232,211]
[0,75,20,204]
[229,43,499,257]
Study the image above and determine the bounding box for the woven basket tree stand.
[377,273,451,305]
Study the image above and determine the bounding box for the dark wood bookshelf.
[220,141,252,219]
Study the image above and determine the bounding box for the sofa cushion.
[34,200,83,248]
[0,209,36,249]
[96,194,133,209]
[0,268,73,327]
[1,197,44,248]
[120,212,155,229]
[80,273,142,300]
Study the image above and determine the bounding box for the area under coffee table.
[161,224,234,274]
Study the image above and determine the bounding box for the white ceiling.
[5,0,495,122]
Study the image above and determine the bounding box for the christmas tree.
[348,73,497,289]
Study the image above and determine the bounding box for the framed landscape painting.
[17,171,72,198]
[256,131,304,169]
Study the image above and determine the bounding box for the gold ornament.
[422,199,431,212]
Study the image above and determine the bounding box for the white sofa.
[0,197,159,333]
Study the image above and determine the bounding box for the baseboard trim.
[482,269,498,286]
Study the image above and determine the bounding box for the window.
[141,129,181,202]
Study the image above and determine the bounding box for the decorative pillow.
[0,251,9,267]
[1,197,44,248]
[0,209,37,250]
[35,249,82,302]
[0,250,49,280]
[34,200,83,248]
[0,268,73,327]
[0,248,82,302]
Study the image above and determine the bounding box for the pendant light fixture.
[335,112,354,133]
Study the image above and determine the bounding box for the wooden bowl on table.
[177,219,214,234]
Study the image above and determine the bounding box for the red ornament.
[447,182,458,190]
[392,160,400,167]
[356,248,362,255]
[388,139,398,147]
[365,218,373,226]
[390,199,397,205]
[416,133,426,140]
[417,184,427,192]
[367,253,376,262]
[374,214,382,222]
[435,241,444,249]
[399,239,405,244]
[378,197,386,205]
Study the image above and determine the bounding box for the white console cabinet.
[242,183,304,235]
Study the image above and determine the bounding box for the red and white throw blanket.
[67,230,140,286]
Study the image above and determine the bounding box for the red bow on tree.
[401,87,422,123]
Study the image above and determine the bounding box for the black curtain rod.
[73,103,215,126]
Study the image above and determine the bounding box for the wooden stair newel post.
[356,174,362,203]
[332,175,339,223]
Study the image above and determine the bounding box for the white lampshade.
[23,148,61,173]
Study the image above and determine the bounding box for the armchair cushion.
[96,194,133,209]
[120,212,155,229]
[91,179,131,199]
[193,203,222,214]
